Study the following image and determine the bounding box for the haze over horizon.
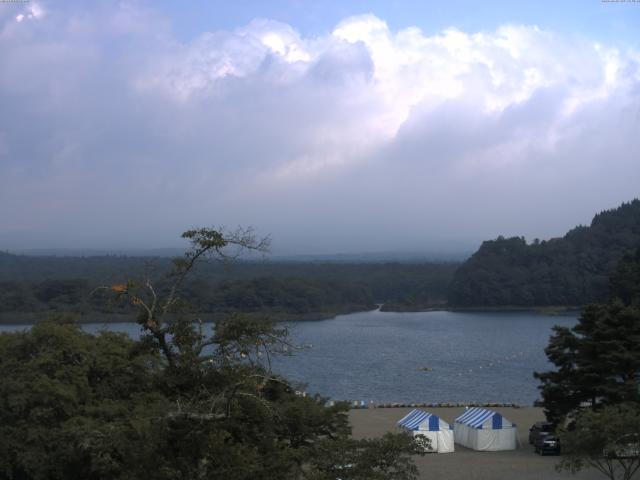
[1,1,639,255]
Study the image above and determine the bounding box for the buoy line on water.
[451,351,527,376]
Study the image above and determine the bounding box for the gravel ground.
[349,407,607,480]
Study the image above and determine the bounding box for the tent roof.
[397,409,448,431]
[455,407,512,429]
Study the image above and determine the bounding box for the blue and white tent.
[454,407,517,451]
[397,409,454,453]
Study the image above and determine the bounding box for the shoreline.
[381,304,581,314]
[0,304,581,325]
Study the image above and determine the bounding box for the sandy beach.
[349,407,605,480]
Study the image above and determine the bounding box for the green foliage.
[34,279,89,305]
[0,281,37,311]
[535,302,640,424]
[535,249,640,425]
[557,404,640,480]
[306,433,427,480]
[0,255,457,319]
[611,249,640,307]
[535,248,640,479]
[0,228,425,479]
[0,314,420,479]
[535,250,640,423]
[449,199,640,306]
[0,319,166,480]
[199,276,375,315]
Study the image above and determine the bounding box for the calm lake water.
[0,309,577,406]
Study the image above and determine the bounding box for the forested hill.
[448,199,640,307]
[0,253,458,321]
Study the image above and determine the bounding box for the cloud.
[0,4,639,252]
[14,2,44,23]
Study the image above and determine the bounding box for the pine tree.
[535,248,640,424]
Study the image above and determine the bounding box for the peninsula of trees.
[0,252,457,323]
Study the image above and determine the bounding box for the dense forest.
[3,199,640,319]
[0,229,426,479]
[0,253,457,322]
[448,199,640,307]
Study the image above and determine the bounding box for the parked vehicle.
[535,435,561,455]
[528,421,553,444]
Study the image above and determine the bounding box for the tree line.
[3,199,640,319]
[0,253,457,321]
[449,199,640,307]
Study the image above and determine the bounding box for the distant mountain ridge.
[6,248,470,263]
[448,199,640,307]
[7,248,187,258]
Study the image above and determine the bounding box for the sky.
[1,0,639,255]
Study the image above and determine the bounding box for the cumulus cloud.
[14,2,44,23]
[0,4,639,252]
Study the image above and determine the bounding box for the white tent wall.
[476,428,516,451]
[397,409,455,453]
[413,429,455,453]
[454,424,516,451]
[453,407,517,451]
[453,423,473,448]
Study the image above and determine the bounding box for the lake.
[0,309,577,406]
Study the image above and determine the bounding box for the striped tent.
[454,407,516,451]
[397,409,454,453]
